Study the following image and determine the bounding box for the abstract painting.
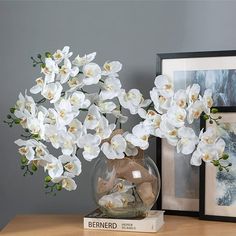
[174,69,236,106]
[173,69,236,203]
[201,109,236,222]
[157,51,236,215]
[216,123,236,207]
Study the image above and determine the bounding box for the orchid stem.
[36,97,46,104]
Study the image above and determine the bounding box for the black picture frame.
[200,106,236,222]
[156,50,236,217]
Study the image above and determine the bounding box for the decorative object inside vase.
[92,130,160,218]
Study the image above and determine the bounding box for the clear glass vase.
[92,151,161,218]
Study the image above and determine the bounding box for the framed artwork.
[156,50,236,216]
[200,107,236,222]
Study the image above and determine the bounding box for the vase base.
[99,206,147,219]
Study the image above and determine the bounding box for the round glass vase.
[92,151,161,218]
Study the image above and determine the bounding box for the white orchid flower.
[55,98,75,126]
[30,77,45,94]
[199,127,218,144]
[139,99,152,111]
[41,58,59,83]
[177,127,198,155]
[67,75,84,91]
[186,84,200,104]
[215,138,226,157]
[52,173,77,191]
[72,52,96,67]
[61,177,77,191]
[45,107,68,130]
[14,93,37,130]
[150,87,171,114]
[190,149,203,166]
[124,142,138,157]
[112,109,128,124]
[15,92,36,117]
[166,105,186,128]
[34,141,49,158]
[16,138,49,161]
[97,101,116,114]
[68,119,86,139]
[44,108,57,125]
[98,193,123,208]
[190,138,225,166]
[53,46,73,64]
[154,75,174,98]
[44,125,66,149]
[142,110,163,138]
[123,132,138,156]
[77,134,101,161]
[125,123,150,150]
[26,111,46,139]
[102,61,122,76]
[42,154,63,179]
[95,116,115,139]
[99,77,122,100]
[187,100,204,124]
[38,105,48,115]
[59,155,81,177]
[15,139,36,162]
[202,89,213,113]
[57,59,79,84]
[173,89,187,108]
[101,134,127,159]
[69,91,90,110]
[59,132,76,156]
[41,82,63,103]
[84,105,101,129]
[160,114,179,146]
[82,63,101,85]
[118,89,143,114]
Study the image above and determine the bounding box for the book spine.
[84,218,164,232]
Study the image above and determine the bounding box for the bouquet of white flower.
[4,46,231,194]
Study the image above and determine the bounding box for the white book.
[83,209,165,232]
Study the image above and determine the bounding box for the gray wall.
[1,0,236,229]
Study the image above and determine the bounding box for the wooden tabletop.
[0,214,235,236]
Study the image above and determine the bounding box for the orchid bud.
[211,108,218,114]
[45,176,52,182]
